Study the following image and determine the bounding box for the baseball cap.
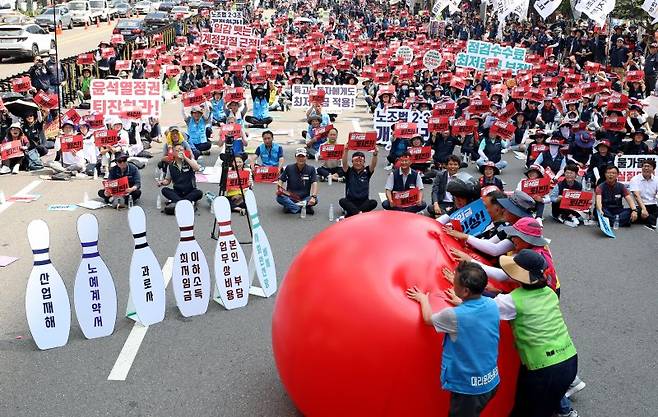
[295,147,307,157]
[500,249,548,285]
[190,106,203,113]
[498,190,535,218]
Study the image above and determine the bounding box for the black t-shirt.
[345,166,373,201]
[280,163,317,199]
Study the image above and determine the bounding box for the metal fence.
[0,15,201,109]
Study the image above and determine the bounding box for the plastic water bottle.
[83,192,89,203]
[93,169,98,180]
[300,201,307,219]
[329,203,335,222]
[328,175,333,186]
[613,214,619,230]
[156,194,162,210]
[128,195,134,208]
[585,178,592,191]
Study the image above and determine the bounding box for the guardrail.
[0,14,201,109]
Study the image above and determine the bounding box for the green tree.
[612,0,656,31]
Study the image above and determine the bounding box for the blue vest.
[252,97,269,119]
[392,169,418,191]
[441,297,500,395]
[187,117,206,146]
[257,143,282,166]
[211,98,225,120]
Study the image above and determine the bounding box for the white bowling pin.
[127,206,166,326]
[212,196,249,309]
[25,220,71,350]
[172,200,210,317]
[244,190,277,297]
[74,213,117,339]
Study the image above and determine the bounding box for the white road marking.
[0,180,42,215]
[378,192,387,203]
[107,257,173,381]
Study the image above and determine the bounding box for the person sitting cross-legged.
[382,151,427,213]
[338,147,379,218]
[276,147,318,214]
[157,144,202,209]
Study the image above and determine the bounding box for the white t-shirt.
[629,173,658,206]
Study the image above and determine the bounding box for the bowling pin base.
[125,293,139,323]
[248,254,272,298]
[212,285,226,307]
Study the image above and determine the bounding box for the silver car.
[0,24,55,60]
[34,6,74,31]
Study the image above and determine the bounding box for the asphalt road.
[0,96,657,416]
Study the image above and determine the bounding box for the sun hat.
[595,140,611,150]
[498,190,535,218]
[574,131,594,148]
[501,217,548,246]
[524,164,545,178]
[307,114,322,124]
[479,161,500,175]
[499,249,548,285]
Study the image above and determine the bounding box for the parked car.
[0,13,32,25]
[134,0,153,14]
[170,5,191,19]
[187,0,200,8]
[157,2,174,12]
[34,6,73,30]
[0,24,55,61]
[112,18,145,41]
[89,0,117,22]
[143,11,168,28]
[67,0,103,25]
[114,2,133,17]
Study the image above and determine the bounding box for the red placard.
[489,121,516,140]
[374,71,392,84]
[1,140,24,160]
[220,123,242,140]
[498,102,518,122]
[176,36,187,45]
[562,88,582,103]
[101,47,115,59]
[347,131,377,151]
[94,129,119,147]
[485,58,499,69]
[60,134,84,152]
[110,34,124,45]
[521,176,552,198]
[526,88,545,103]
[309,89,326,105]
[451,119,476,136]
[253,166,279,183]
[224,87,244,104]
[84,114,105,129]
[11,76,31,93]
[77,53,95,65]
[607,95,629,112]
[432,101,456,118]
[450,76,466,90]
[33,91,58,109]
[152,33,163,43]
[120,107,142,121]
[227,170,250,191]
[114,60,132,71]
[559,190,593,211]
[319,143,345,160]
[408,146,431,163]
[510,86,527,100]
[393,122,418,139]
[428,117,450,133]
[529,144,548,160]
[391,188,420,208]
[466,99,491,115]
[602,115,627,132]
[626,70,644,83]
[103,176,129,196]
[182,89,206,107]
[584,61,601,73]
[64,108,81,125]
[312,124,334,140]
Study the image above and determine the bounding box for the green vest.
[510,287,577,370]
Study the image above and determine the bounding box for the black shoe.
[306,206,315,215]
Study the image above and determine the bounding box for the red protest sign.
[562,88,582,103]
[114,60,132,71]
[626,70,644,83]
[224,87,244,104]
[110,34,124,45]
[391,188,420,208]
[510,86,527,100]
[428,117,450,133]
[60,134,84,152]
[584,61,601,73]
[451,119,476,136]
[220,123,242,140]
[253,166,279,183]
[450,76,466,90]
[182,89,206,107]
[84,114,105,129]
[1,140,24,160]
[319,143,345,160]
[393,122,418,139]
[120,107,142,121]
[313,124,334,140]
[309,89,326,105]
[485,58,499,69]
[176,36,187,45]
[374,71,392,84]
[408,146,431,163]
[607,95,629,112]
[77,53,94,65]
[498,102,518,122]
[530,144,548,160]
[152,33,163,43]
[559,190,593,211]
[101,47,115,59]
[467,99,491,115]
[489,121,516,140]
[432,101,456,118]
[347,131,377,151]
[65,108,81,125]
[521,177,552,198]
[103,176,129,196]
[227,170,250,191]
[526,88,545,103]
[602,115,627,132]
[33,91,58,109]
[11,76,31,93]
[94,129,119,147]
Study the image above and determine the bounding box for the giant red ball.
[272,211,519,417]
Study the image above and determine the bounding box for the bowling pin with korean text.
[126,206,166,325]
[74,213,117,339]
[244,189,277,297]
[172,200,210,317]
[25,220,71,350]
[212,196,249,309]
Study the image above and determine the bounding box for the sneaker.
[644,224,656,231]
[557,410,579,417]
[385,163,393,171]
[51,172,72,181]
[306,205,315,215]
[384,143,392,151]
[336,215,346,222]
[11,164,20,174]
[552,215,564,224]
[0,166,10,174]
[318,176,327,182]
[295,201,307,207]
[565,376,586,398]
[563,217,579,228]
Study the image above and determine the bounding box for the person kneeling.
[382,152,427,213]
[157,145,202,211]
